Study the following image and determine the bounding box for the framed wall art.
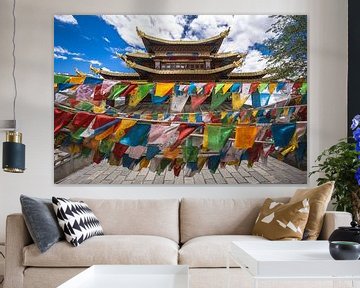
[54,15,307,185]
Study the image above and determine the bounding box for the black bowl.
[329,241,360,260]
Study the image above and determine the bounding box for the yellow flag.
[69,76,86,84]
[280,132,298,158]
[93,102,106,114]
[268,83,277,94]
[139,158,150,170]
[113,119,137,141]
[163,147,180,160]
[252,109,258,118]
[155,83,175,97]
[188,113,196,123]
[222,83,233,94]
[202,125,209,150]
[95,126,114,141]
[234,125,258,149]
[232,93,249,110]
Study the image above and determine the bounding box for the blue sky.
[54,15,275,75]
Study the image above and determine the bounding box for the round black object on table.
[329,241,360,260]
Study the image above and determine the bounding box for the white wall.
[0,0,348,242]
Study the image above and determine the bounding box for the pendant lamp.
[1,0,25,173]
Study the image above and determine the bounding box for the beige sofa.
[4,198,352,288]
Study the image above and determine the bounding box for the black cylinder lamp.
[2,131,25,173]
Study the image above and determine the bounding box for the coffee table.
[228,241,360,288]
[58,265,189,288]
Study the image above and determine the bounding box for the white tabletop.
[58,265,189,288]
[231,240,360,278]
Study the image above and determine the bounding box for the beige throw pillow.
[252,198,310,240]
[289,181,334,240]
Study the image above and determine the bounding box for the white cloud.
[101,15,186,48]
[72,57,102,66]
[100,15,275,72]
[103,37,110,43]
[54,46,82,56]
[237,50,268,72]
[54,15,78,25]
[54,53,67,60]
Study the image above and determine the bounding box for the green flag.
[99,139,114,154]
[75,101,94,112]
[300,82,307,95]
[108,84,129,100]
[182,145,199,162]
[210,92,231,110]
[214,83,225,94]
[129,83,154,107]
[54,74,70,84]
[258,83,268,93]
[207,125,233,151]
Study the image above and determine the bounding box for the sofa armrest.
[4,214,32,288]
[318,211,352,240]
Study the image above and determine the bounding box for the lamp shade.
[2,131,25,173]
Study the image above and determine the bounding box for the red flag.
[113,143,129,160]
[92,115,116,129]
[71,112,96,129]
[170,124,197,150]
[93,84,106,101]
[54,108,74,134]
[121,84,137,96]
[191,82,215,110]
[249,82,260,94]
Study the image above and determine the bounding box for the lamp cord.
[11,0,17,130]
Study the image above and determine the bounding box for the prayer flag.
[152,94,169,105]
[113,119,137,141]
[69,76,86,84]
[71,112,96,129]
[120,123,151,146]
[205,124,233,151]
[129,83,154,107]
[300,82,307,95]
[146,145,161,160]
[222,83,233,94]
[54,108,74,134]
[258,83,268,93]
[232,93,249,110]
[170,93,189,112]
[148,124,179,147]
[182,145,199,162]
[249,82,260,94]
[170,124,197,150]
[242,83,251,95]
[83,77,103,85]
[211,92,231,110]
[251,92,270,108]
[54,75,70,84]
[215,83,225,94]
[234,125,258,149]
[76,84,95,101]
[268,83,277,94]
[230,83,242,93]
[155,82,175,97]
[271,123,296,147]
[108,84,129,100]
[113,143,128,160]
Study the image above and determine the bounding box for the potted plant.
[310,115,360,222]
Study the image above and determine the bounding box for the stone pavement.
[57,156,307,185]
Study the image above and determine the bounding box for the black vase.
[329,241,360,260]
[328,221,360,244]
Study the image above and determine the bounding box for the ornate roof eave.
[136,26,230,47]
[227,70,268,78]
[121,57,243,75]
[90,64,140,78]
[211,52,246,59]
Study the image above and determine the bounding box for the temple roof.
[120,56,242,75]
[136,27,230,54]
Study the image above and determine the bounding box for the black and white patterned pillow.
[52,197,104,247]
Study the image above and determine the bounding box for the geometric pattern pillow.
[52,197,104,247]
[252,198,310,240]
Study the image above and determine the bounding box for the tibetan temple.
[91,27,268,82]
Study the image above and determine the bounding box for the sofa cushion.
[179,235,267,268]
[52,197,104,247]
[290,181,334,240]
[180,198,289,243]
[72,198,179,243]
[20,195,64,253]
[23,235,178,267]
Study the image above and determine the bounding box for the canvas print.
[54,15,307,185]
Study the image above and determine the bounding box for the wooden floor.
[57,156,307,185]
